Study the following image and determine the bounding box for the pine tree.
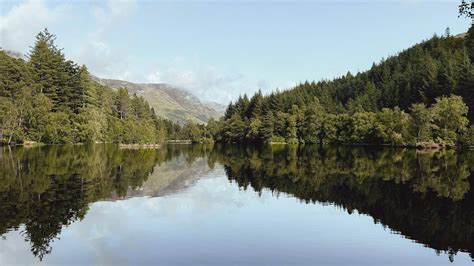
[28,29,65,108]
[457,54,474,122]
[268,92,283,112]
[466,24,474,63]
[260,112,274,142]
[115,88,131,120]
[224,101,235,119]
[247,90,263,118]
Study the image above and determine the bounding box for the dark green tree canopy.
[0,29,181,145]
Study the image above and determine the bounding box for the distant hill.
[1,49,25,60]
[93,77,224,124]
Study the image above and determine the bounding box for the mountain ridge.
[92,76,224,125]
[1,48,224,125]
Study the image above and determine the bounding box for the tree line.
[2,25,474,147]
[0,29,198,145]
[182,26,474,147]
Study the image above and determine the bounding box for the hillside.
[0,29,178,145]
[215,28,474,146]
[93,77,224,124]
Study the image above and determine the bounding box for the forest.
[209,26,474,147]
[0,29,199,145]
[2,25,474,147]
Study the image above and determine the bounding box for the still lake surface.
[0,144,473,265]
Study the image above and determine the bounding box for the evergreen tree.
[457,54,474,121]
[28,29,65,108]
[247,90,263,118]
[0,29,175,144]
[260,112,274,143]
[466,25,474,63]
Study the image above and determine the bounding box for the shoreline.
[1,141,473,150]
[264,141,473,150]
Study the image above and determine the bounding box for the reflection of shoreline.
[217,145,474,262]
[105,157,214,201]
[1,144,473,263]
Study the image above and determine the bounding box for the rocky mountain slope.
[93,77,224,124]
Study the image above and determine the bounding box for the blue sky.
[0,0,471,104]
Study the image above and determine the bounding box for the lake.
[0,144,473,265]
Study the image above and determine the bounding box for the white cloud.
[146,58,262,104]
[0,0,69,53]
[91,0,137,37]
[76,40,137,80]
[0,0,137,80]
[146,59,298,105]
[72,0,139,80]
[0,0,290,105]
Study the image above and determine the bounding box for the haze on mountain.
[92,76,224,125]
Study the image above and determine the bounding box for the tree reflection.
[214,145,474,261]
[0,144,182,260]
[0,144,473,262]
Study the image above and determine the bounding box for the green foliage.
[216,33,473,146]
[285,115,298,144]
[247,118,263,142]
[302,99,326,144]
[459,0,474,19]
[375,107,413,145]
[410,103,435,143]
[0,29,178,144]
[260,112,274,143]
[0,97,21,144]
[463,125,474,145]
[431,95,469,145]
[349,112,378,143]
[465,20,474,62]
[44,111,72,144]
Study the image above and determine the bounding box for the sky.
[0,0,471,105]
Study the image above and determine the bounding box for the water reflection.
[0,144,473,262]
[217,145,474,262]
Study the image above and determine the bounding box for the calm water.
[0,144,473,265]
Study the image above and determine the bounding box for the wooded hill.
[0,29,186,145]
[215,27,474,146]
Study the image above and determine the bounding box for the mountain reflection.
[0,144,473,262]
[0,144,213,260]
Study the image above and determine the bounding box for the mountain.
[204,101,227,113]
[2,49,25,60]
[92,77,224,124]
